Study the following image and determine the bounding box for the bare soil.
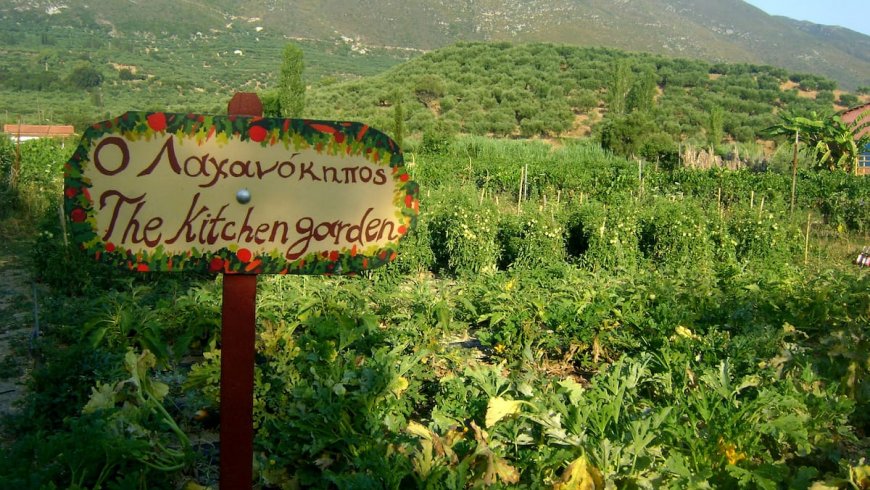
[0,225,35,420]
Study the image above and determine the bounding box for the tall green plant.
[606,58,633,116]
[279,43,306,118]
[766,110,870,174]
[707,106,725,148]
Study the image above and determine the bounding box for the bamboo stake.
[790,130,799,215]
[804,212,812,265]
[524,164,529,202]
[750,190,754,208]
[517,165,524,214]
[638,159,643,198]
[58,204,68,249]
[12,116,21,190]
[758,196,765,217]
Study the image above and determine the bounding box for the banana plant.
[765,110,870,174]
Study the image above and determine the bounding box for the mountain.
[2,0,868,90]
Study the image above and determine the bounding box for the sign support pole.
[220,93,264,490]
[220,274,257,489]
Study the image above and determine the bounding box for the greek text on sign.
[64,112,419,274]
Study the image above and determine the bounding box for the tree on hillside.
[626,67,657,114]
[414,75,446,107]
[261,90,281,117]
[606,59,632,116]
[279,44,305,118]
[600,112,673,160]
[67,63,102,90]
[706,106,725,148]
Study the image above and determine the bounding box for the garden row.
[3,246,866,488]
[0,134,868,488]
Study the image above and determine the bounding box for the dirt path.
[0,226,35,419]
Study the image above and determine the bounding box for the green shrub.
[638,196,715,270]
[563,199,640,270]
[426,187,499,276]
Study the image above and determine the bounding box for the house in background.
[841,102,870,176]
[2,123,76,142]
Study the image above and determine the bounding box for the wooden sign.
[64,112,418,274]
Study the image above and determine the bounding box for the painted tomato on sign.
[64,112,419,275]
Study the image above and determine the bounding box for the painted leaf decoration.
[485,396,523,428]
[553,454,605,490]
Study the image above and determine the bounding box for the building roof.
[2,124,76,138]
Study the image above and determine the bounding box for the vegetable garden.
[0,129,868,488]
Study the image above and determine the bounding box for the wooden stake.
[58,204,68,249]
[517,165,525,214]
[638,159,643,197]
[524,164,529,202]
[791,130,799,215]
[220,92,263,490]
[804,212,812,265]
[750,190,754,208]
[12,116,21,190]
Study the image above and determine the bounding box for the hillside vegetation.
[2,32,865,160]
[3,0,869,89]
[308,43,862,157]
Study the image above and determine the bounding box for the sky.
[743,0,870,36]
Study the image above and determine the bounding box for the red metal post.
[220,92,263,490]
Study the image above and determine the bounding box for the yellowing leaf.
[82,382,118,413]
[489,455,520,485]
[558,378,585,405]
[675,325,698,339]
[852,463,870,489]
[182,482,211,490]
[553,454,605,490]
[809,482,843,490]
[485,397,524,428]
[406,421,433,440]
[389,375,410,397]
[151,380,170,401]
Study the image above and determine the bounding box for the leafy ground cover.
[0,126,868,489]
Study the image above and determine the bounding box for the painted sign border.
[63,112,419,275]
